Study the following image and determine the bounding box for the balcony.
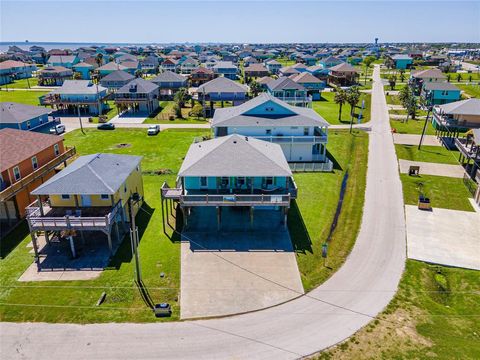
[180,193,291,207]
[433,112,480,130]
[0,147,76,203]
[455,137,480,161]
[26,200,122,232]
[255,134,327,144]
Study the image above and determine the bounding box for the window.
[265,177,274,186]
[265,129,272,135]
[265,107,274,112]
[13,166,21,181]
[304,127,309,136]
[220,177,229,187]
[26,121,31,129]
[61,194,70,200]
[31,156,38,170]
[101,194,109,200]
[200,177,207,187]
[54,144,60,156]
[237,177,246,187]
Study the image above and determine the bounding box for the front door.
[81,195,91,207]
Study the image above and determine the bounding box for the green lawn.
[0,78,39,90]
[0,128,369,321]
[395,144,459,165]
[0,128,209,323]
[143,101,209,124]
[445,72,480,82]
[292,130,368,291]
[0,90,47,106]
[390,118,435,135]
[312,92,371,125]
[386,94,402,105]
[276,57,296,67]
[318,260,480,359]
[457,84,480,98]
[400,174,474,211]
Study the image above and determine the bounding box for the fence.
[289,159,334,172]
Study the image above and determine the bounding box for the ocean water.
[0,42,158,52]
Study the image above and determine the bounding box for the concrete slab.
[406,205,480,270]
[180,230,304,319]
[393,133,441,147]
[398,160,465,178]
[109,114,146,124]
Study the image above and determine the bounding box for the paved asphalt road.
[0,65,406,359]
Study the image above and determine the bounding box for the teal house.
[421,82,461,105]
[47,55,79,69]
[73,62,94,80]
[391,54,413,69]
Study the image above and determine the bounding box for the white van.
[49,124,66,135]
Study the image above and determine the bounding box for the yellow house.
[27,153,143,261]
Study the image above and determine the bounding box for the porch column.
[107,232,113,255]
[115,221,120,242]
[69,236,76,258]
[36,196,44,216]
[216,206,221,231]
[283,207,288,229]
[30,231,40,267]
[250,206,254,229]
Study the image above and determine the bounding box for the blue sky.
[1,1,479,43]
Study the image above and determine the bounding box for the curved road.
[1,65,406,359]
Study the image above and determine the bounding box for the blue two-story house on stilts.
[212,93,330,163]
[161,134,297,232]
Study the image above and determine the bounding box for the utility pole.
[77,105,85,134]
[129,194,142,283]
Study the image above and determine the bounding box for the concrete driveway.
[398,160,465,178]
[406,204,480,270]
[180,207,303,319]
[181,230,304,319]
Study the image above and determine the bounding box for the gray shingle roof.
[436,98,480,116]
[117,78,159,94]
[48,55,77,64]
[51,80,107,95]
[212,93,329,128]
[100,70,135,82]
[151,71,187,83]
[178,134,292,177]
[31,153,142,196]
[97,61,127,71]
[423,82,460,91]
[329,63,358,73]
[0,102,51,124]
[267,77,306,91]
[411,68,446,79]
[196,77,248,94]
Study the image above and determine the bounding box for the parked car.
[49,124,66,135]
[97,123,115,130]
[147,124,160,135]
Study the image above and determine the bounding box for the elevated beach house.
[421,82,461,105]
[38,66,73,86]
[189,67,215,87]
[27,153,143,261]
[114,78,159,114]
[196,77,248,109]
[212,93,329,163]
[212,61,238,80]
[0,128,75,230]
[0,102,52,131]
[409,68,446,95]
[0,60,37,85]
[99,70,135,92]
[431,98,480,134]
[327,62,359,87]
[266,77,311,107]
[40,80,109,115]
[151,71,188,98]
[161,134,297,231]
[391,54,413,69]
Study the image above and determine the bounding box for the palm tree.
[334,87,347,121]
[446,74,451,82]
[174,88,190,109]
[457,73,462,82]
[363,56,375,84]
[95,53,104,67]
[346,86,361,133]
[249,81,261,97]
[134,69,143,78]
[399,69,406,83]
[73,72,82,80]
[388,75,396,90]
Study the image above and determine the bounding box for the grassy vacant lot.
[0,128,209,323]
[457,84,480,98]
[143,101,209,124]
[291,130,368,291]
[390,118,435,135]
[395,144,459,165]
[0,78,39,90]
[400,174,474,212]
[0,89,47,105]
[312,92,371,125]
[317,260,480,359]
[0,128,369,321]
